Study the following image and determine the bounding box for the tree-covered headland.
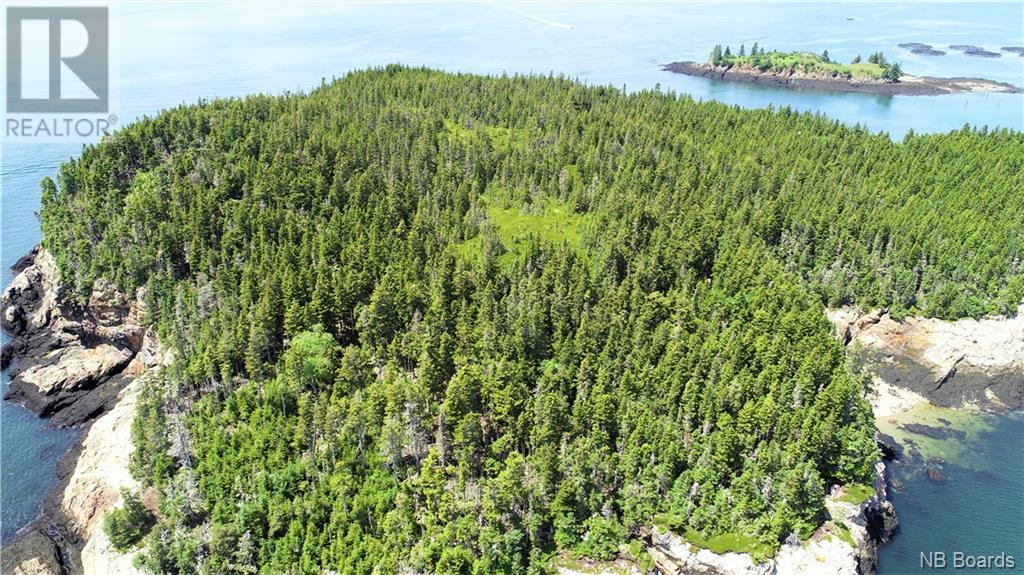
[42,66,1022,574]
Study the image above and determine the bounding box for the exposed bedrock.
[2,249,147,426]
[2,247,169,575]
[827,306,1024,412]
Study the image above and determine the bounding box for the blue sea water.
[1,144,80,542]
[876,408,1024,574]
[2,3,1021,570]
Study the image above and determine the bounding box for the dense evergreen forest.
[39,66,1023,574]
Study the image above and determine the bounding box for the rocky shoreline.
[831,304,1024,496]
[1,248,148,426]
[663,61,1024,96]
[1,248,167,575]
[828,306,1024,413]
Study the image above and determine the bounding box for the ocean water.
[1,2,1022,568]
[1,143,80,542]
[876,408,1024,573]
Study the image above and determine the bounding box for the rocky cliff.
[828,306,1024,412]
[554,459,898,575]
[645,529,772,575]
[2,248,148,426]
[1,248,167,575]
[643,464,896,575]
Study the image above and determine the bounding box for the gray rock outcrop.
[827,306,1024,411]
[1,249,145,426]
[1,247,166,575]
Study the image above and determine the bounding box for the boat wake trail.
[479,2,573,30]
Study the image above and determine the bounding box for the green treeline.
[39,66,1023,574]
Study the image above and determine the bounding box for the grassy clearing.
[683,528,776,558]
[457,192,593,264]
[443,118,531,151]
[486,198,589,246]
[838,483,874,505]
[832,521,856,547]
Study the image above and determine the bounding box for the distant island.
[947,44,1002,58]
[897,43,945,56]
[664,44,1022,95]
[897,43,1024,58]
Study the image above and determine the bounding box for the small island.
[664,44,1022,95]
[897,43,946,56]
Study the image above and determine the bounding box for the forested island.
[665,44,1022,95]
[2,66,1023,574]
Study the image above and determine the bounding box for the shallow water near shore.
[2,0,1022,563]
[1,143,82,543]
[877,404,1003,471]
[877,408,1024,573]
[0,373,78,543]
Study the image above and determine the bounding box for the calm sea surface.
[876,408,1024,574]
[2,3,1022,571]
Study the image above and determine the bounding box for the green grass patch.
[485,125,531,150]
[626,540,654,573]
[443,118,473,141]
[838,483,874,505]
[443,119,531,151]
[832,522,856,547]
[486,199,588,246]
[456,193,593,264]
[683,528,775,558]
